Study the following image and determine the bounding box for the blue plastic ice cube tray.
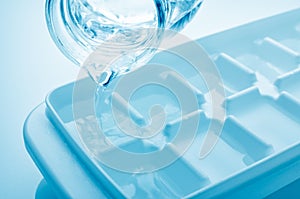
[24,8,300,198]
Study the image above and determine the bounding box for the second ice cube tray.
[24,8,300,199]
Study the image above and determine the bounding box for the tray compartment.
[156,157,210,198]
[257,37,300,72]
[221,116,274,165]
[227,87,300,151]
[214,53,256,94]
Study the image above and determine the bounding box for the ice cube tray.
[24,8,300,198]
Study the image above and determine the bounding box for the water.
[71,0,204,157]
[66,0,203,86]
[69,0,203,43]
[70,0,158,43]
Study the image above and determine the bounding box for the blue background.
[1,0,300,198]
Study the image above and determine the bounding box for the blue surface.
[25,9,300,198]
[2,1,300,198]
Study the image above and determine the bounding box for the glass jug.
[46,0,203,83]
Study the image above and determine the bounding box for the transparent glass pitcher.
[46,0,203,82]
